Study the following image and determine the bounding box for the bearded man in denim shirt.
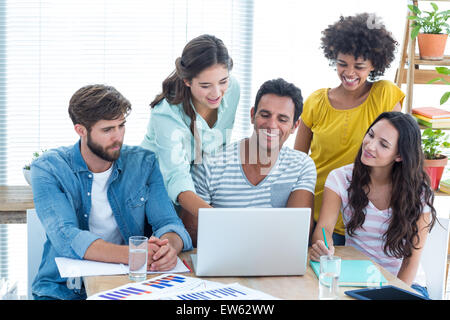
[30,84,192,300]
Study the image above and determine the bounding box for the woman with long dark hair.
[310,112,436,298]
[141,34,240,219]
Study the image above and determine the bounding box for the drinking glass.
[129,236,148,282]
[318,255,341,300]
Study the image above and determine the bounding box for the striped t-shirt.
[191,140,316,208]
[325,163,427,286]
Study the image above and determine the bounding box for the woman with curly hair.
[294,13,405,244]
[310,112,436,298]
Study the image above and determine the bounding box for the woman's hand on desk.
[147,236,178,271]
[310,240,335,261]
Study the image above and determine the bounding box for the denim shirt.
[30,141,193,300]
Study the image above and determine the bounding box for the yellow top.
[301,80,405,235]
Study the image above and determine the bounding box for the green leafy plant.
[421,128,450,159]
[408,2,450,39]
[428,66,450,104]
[23,149,47,170]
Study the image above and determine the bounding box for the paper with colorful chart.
[87,274,279,300]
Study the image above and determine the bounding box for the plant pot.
[423,156,448,190]
[417,33,448,60]
[23,168,31,185]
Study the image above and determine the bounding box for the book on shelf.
[412,107,450,119]
[413,116,450,129]
[413,113,450,123]
[440,178,450,194]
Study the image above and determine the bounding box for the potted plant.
[421,128,450,190]
[408,2,450,60]
[429,66,450,105]
[23,150,47,185]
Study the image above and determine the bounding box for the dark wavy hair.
[68,84,131,131]
[150,34,233,137]
[321,13,398,81]
[346,112,437,259]
[253,78,303,124]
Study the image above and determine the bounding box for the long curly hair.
[346,112,437,259]
[321,13,398,80]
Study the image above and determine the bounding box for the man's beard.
[87,132,122,162]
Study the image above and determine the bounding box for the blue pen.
[322,227,329,249]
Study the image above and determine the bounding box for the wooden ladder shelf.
[394,0,450,113]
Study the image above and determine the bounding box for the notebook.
[412,113,450,123]
[191,207,311,276]
[310,259,387,287]
[440,178,450,194]
[412,107,450,119]
[413,116,450,129]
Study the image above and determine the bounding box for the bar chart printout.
[89,274,214,300]
[98,286,152,300]
[89,274,279,300]
[167,283,279,300]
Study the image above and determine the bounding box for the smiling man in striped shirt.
[184,78,316,246]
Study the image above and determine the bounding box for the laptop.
[191,207,311,277]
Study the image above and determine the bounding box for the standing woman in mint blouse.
[141,34,240,224]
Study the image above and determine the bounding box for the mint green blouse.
[141,76,240,203]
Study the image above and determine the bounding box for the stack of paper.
[54,257,189,278]
[439,178,450,194]
[412,107,450,129]
[87,274,279,300]
[56,257,279,300]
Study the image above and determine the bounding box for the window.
[1,0,254,186]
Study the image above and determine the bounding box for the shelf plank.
[414,55,450,66]
[396,68,450,84]
[418,124,450,130]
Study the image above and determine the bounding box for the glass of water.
[129,236,148,282]
[318,255,341,300]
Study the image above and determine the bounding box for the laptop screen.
[194,207,311,276]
